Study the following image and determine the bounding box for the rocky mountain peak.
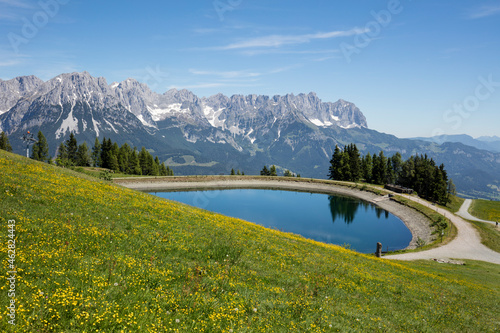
[0,75,44,113]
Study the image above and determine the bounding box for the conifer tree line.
[328,143,453,205]
[260,165,300,177]
[230,168,245,175]
[54,133,174,176]
[0,131,13,152]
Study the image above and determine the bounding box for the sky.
[0,0,499,138]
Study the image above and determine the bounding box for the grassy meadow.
[0,150,499,332]
[470,199,500,222]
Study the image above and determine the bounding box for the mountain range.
[1,71,499,200]
[411,134,500,153]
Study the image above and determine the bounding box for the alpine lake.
[151,189,412,254]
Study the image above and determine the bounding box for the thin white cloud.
[189,69,262,79]
[169,83,226,90]
[0,60,20,67]
[468,5,500,19]
[192,28,223,35]
[0,0,34,9]
[216,28,368,50]
[189,65,299,80]
[169,82,261,90]
[312,56,338,62]
[240,48,340,56]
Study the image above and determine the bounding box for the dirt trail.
[456,199,497,225]
[384,196,500,264]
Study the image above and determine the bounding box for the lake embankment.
[113,176,433,249]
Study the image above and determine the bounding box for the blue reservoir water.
[151,189,412,254]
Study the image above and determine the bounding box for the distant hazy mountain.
[1,72,499,200]
[412,134,500,152]
[411,134,500,153]
[476,136,500,152]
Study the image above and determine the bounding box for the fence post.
[375,242,382,257]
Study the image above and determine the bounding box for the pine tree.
[328,145,343,180]
[138,147,149,175]
[346,144,361,182]
[111,143,120,166]
[118,143,131,173]
[230,168,235,175]
[138,147,156,175]
[432,166,448,205]
[372,151,387,185]
[100,138,112,169]
[448,178,456,196]
[361,153,373,182]
[31,131,49,162]
[92,137,101,167]
[339,151,351,181]
[150,154,159,176]
[109,154,119,172]
[65,133,78,165]
[128,148,142,175]
[0,131,13,152]
[76,142,91,167]
[57,142,68,160]
[391,152,403,181]
[260,165,270,176]
[270,165,277,176]
[386,158,396,184]
[56,142,71,167]
[159,163,168,176]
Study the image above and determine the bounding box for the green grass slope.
[0,150,499,332]
[470,199,500,222]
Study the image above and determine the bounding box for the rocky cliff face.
[0,71,367,145]
[0,75,44,114]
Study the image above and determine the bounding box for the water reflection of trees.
[328,196,387,224]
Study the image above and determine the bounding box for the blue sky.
[1,0,499,138]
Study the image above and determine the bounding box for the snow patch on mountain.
[244,128,257,143]
[92,118,100,137]
[339,123,360,129]
[55,107,79,139]
[228,125,244,136]
[104,119,118,134]
[203,105,226,128]
[147,104,190,121]
[308,118,327,127]
[136,114,157,128]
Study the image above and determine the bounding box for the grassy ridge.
[470,199,500,222]
[0,151,499,332]
[470,221,500,253]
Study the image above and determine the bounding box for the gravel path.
[384,196,500,264]
[456,199,497,225]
